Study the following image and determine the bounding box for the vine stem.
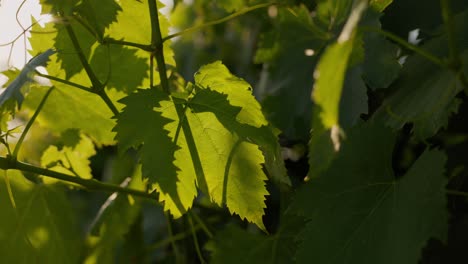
[35,71,93,93]
[12,87,54,158]
[188,214,206,264]
[102,37,153,51]
[360,26,446,67]
[148,0,169,93]
[440,0,460,68]
[162,3,275,42]
[446,189,468,197]
[0,156,157,200]
[64,21,119,116]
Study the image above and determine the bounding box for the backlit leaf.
[41,130,96,180]
[0,171,81,263]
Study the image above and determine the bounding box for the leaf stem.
[0,156,157,200]
[35,71,93,93]
[440,0,460,69]
[446,189,468,197]
[188,214,206,264]
[360,26,446,67]
[162,3,275,42]
[64,23,101,88]
[191,210,213,238]
[148,0,169,93]
[64,21,119,116]
[102,37,153,51]
[164,212,182,262]
[12,87,54,158]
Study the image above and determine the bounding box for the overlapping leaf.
[26,19,119,145]
[106,0,175,67]
[85,162,145,264]
[254,5,328,139]
[75,0,122,39]
[207,214,305,263]
[41,130,96,180]
[291,123,448,264]
[0,171,80,263]
[115,62,275,229]
[308,2,368,178]
[374,10,468,139]
[361,10,400,89]
[114,89,192,216]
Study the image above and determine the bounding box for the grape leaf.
[54,20,97,80]
[135,62,273,229]
[41,0,78,15]
[0,69,22,131]
[361,11,400,89]
[75,0,122,39]
[85,163,145,264]
[114,89,195,217]
[89,44,149,94]
[158,95,268,229]
[309,67,368,178]
[291,123,448,264]
[0,171,80,263]
[27,22,119,145]
[106,0,175,67]
[315,0,352,30]
[254,5,328,139]
[41,130,96,180]
[373,10,468,139]
[338,67,368,129]
[194,61,268,128]
[189,87,290,187]
[207,214,305,264]
[24,84,117,145]
[0,49,55,108]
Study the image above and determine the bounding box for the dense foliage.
[1,0,467,263]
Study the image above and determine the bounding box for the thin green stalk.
[64,23,101,88]
[0,156,157,200]
[191,211,213,238]
[72,14,100,42]
[35,71,94,93]
[148,0,169,93]
[162,3,275,42]
[440,0,460,68]
[188,214,206,264]
[446,189,468,197]
[145,225,202,252]
[164,212,182,262]
[102,37,152,51]
[12,87,54,158]
[64,21,119,116]
[360,26,446,67]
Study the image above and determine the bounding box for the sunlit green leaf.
[90,44,149,94]
[75,0,122,39]
[41,130,96,180]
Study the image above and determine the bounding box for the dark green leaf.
[292,123,448,264]
[255,5,328,139]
